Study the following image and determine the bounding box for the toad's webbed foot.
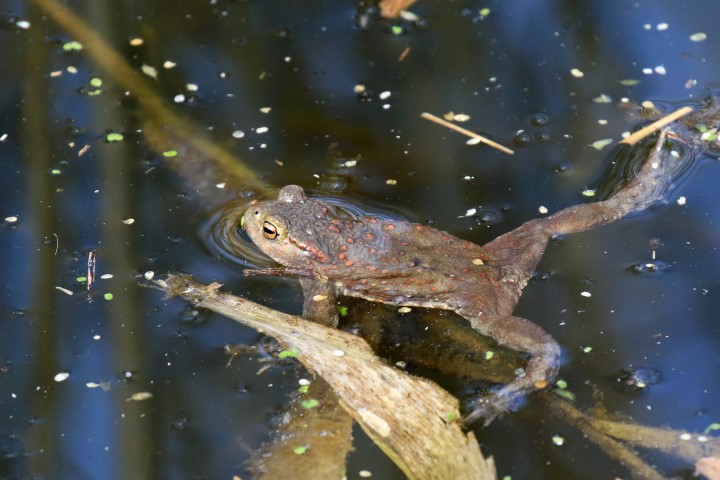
[460,314,560,425]
[462,391,516,426]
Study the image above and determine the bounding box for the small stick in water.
[421,112,515,155]
[620,105,694,145]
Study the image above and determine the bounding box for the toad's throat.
[289,235,331,264]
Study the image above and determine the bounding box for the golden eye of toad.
[262,221,278,239]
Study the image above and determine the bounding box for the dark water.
[2,1,720,478]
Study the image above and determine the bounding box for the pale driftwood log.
[155,274,496,480]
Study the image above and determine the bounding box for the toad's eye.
[262,221,279,240]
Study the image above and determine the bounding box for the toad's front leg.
[463,314,560,425]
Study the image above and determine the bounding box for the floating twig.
[620,105,694,145]
[421,112,515,154]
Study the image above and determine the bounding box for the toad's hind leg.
[464,314,561,425]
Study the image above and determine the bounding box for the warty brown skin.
[242,130,673,424]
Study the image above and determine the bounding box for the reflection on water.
[3,0,720,478]
[594,132,695,201]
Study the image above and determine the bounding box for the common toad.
[242,130,673,424]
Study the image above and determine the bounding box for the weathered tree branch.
[154,274,496,480]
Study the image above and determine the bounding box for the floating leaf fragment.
[582,189,596,197]
[301,399,319,409]
[126,391,153,401]
[554,388,576,402]
[593,94,612,103]
[619,79,640,86]
[703,423,720,435]
[293,446,307,455]
[590,138,613,150]
[141,64,158,79]
[570,68,584,78]
[551,434,565,446]
[278,348,299,359]
[62,41,83,52]
[690,32,707,42]
[336,305,348,317]
[162,150,178,158]
[106,132,124,142]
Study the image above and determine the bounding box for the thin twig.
[620,105,694,145]
[421,112,514,154]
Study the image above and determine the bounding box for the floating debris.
[590,138,614,150]
[126,392,153,401]
[106,132,124,142]
[54,372,70,382]
[141,64,158,79]
[593,94,612,103]
[301,399,319,409]
[62,40,83,52]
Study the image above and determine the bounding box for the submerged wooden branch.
[539,393,665,480]
[155,274,496,480]
[590,418,720,464]
[32,0,273,205]
[250,378,354,479]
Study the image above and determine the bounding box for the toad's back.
[242,185,510,315]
